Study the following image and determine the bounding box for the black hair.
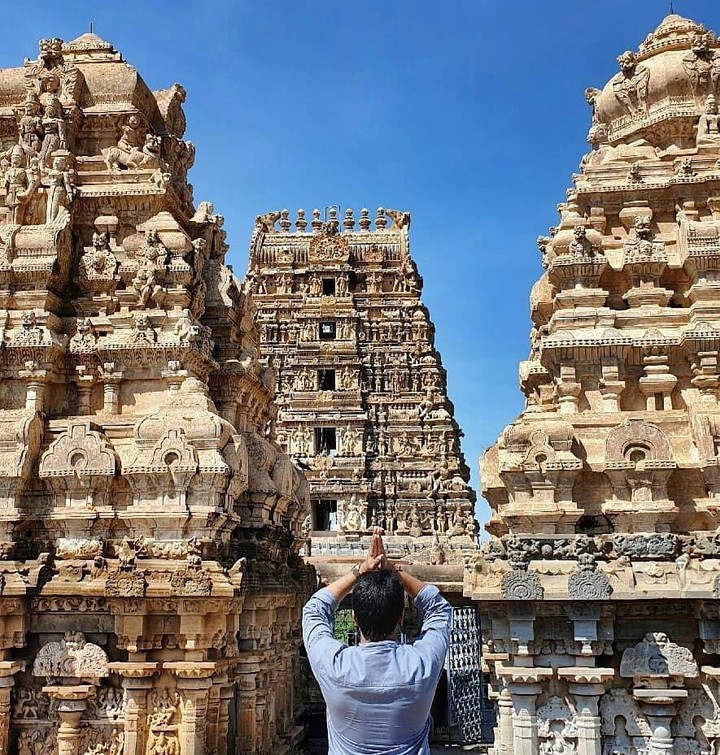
[352,570,404,641]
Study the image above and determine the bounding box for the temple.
[247,208,478,564]
[465,12,720,755]
[0,35,311,755]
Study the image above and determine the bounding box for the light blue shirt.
[302,583,452,755]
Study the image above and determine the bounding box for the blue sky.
[5,1,720,526]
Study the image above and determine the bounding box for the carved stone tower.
[0,35,311,755]
[247,208,477,564]
[465,13,720,755]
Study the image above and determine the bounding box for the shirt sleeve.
[412,584,452,669]
[302,586,345,676]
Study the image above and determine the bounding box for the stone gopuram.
[466,13,720,755]
[248,208,478,566]
[0,35,311,755]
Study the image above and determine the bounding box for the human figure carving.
[38,95,67,167]
[44,152,73,223]
[18,92,43,157]
[697,95,720,148]
[3,145,37,224]
[683,33,720,98]
[611,51,650,118]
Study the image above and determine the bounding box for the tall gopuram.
[0,34,311,755]
[465,12,720,755]
[247,207,477,567]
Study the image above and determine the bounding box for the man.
[303,528,452,754]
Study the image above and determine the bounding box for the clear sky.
[5,1,719,527]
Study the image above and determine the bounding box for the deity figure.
[611,51,650,118]
[131,313,157,344]
[449,502,467,537]
[133,229,167,307]
[367,271,382,293]
[80,231,118,283]
[44,152,74,223]
[3,145,37,224]
[568,225,592,256]
[38,95,67,167]
[408,504,422,538]
[683,33,720,99]
[25,37,80,106]
[697,95,720,148]
[308,274,322,296]
[18,92,43,157]
[118,114,143,153]
[343,495,364,532]
[336,273,348,295]
[624,216,661,257]
[69,317,97,353]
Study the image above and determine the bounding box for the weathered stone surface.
[465,12,720,755]
[0,34,312,755]
[247,206,478,567]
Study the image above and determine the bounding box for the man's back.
[303,583,451,755]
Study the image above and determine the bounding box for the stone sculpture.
[248,205,477,565]
[466,12,720,755]
[0,33,312,755]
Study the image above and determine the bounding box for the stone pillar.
[634,689,687,755]
[108,662,158,755]
[218,679,235,755]
[206,671,229,755]
[559,669,614,755]
[165,662,215,755]
[509,684,541,755]
[496,685,514,755]
[101,365,123,415]
[19,364,47,412]
[43,685,94,755]
[75,367,95,415]
[0,662,23,755]
[235,655,261,755]
[498,666,552,755]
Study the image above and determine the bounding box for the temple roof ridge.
[253,207,411,237]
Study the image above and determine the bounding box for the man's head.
[352,570,404,641]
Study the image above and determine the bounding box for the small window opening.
[315,427,337,455]
[313,499,338,531]
[654,393,664,411]
[319,369,336,391]
[319,321,336,340]
[322,278,336,295]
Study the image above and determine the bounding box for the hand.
[359,527,389,574]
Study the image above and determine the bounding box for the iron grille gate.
[448,605,486,744]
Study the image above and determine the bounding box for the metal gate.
[447,605,488,744]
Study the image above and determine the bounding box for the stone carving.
[17,728,57,755]
[249,205,474,556]
[613,533,677,559]
[467,15,720,755]
[620,633,698,680]
[33,631,109,682]
[79,231,118,289]
[683,32,720,99]
[538,696,577,755]
[611,51,650,117]
[0,33,313,755]
[500,568,544,600]
[568,552,612,599]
